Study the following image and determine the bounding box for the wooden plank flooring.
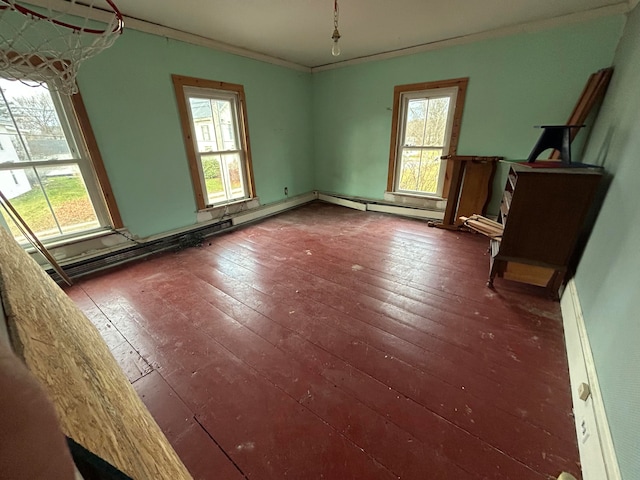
[66,202,580,480]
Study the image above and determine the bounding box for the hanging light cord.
[331,0,341,56]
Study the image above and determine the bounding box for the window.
[388,78,468,197]
[0,77,121,244]
[173,75,255,209]
[201,124,211,142]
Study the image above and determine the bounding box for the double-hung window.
[0,77,120,244]
[173,75,255,210]
[388,78,468,197]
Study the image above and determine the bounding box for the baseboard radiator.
[48,218,233,283]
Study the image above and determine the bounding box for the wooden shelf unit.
[488,163,602,296]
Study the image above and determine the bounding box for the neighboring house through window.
[387,78,468,197]
[0,76,121,244]
[201,124,211,142]
[173,74,255,209]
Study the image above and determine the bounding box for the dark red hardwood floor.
[66,202,580,480]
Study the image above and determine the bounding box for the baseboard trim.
[232,192,318,225]
[561,279,621,480]
[367,203,444,220]
[45,190,441,280]
[44,192,317,280]
[318,192,444,219]
[317,193,367,211]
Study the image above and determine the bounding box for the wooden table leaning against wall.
[434,155,503,229]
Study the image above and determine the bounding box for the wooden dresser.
[488,162,602,297]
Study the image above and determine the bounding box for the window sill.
[384,191,446,210]
[21,227,135,269]
[21,227,115,253]
[196,197,260,222]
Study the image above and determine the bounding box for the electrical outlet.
[284,187,288,196]
[579,417,590,444]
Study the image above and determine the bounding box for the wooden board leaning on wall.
[0,226,193,480]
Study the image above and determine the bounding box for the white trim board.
[232,192,318,226]
[317,193,367,211]
[561,279,621,480]
[367,203,444,220]
[318,192,445,220]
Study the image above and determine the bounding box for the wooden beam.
[70,91,123,229]
[441,158,464,226]
[460,214,504,239]
[550,68,613,160]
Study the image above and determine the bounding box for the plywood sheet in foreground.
[0,227,192,480]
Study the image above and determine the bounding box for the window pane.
[223,153,245,201]
[37,164,99,235]
[403,96,450,147]
[213,99,237,151]
[201,153,246,205]
[202,154,225,204]
[0,164,99,242]
[404,99,427,147]
[0,79,73,161]
[398,148,443,194]
[0,166,59,241]
[189,98,214,152]
[0,121,29,162]
[189,97,238,153]
[424,97,450,146]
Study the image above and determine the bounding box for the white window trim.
[172,75,255,212]
[182,85,250,207]
[393,86,459,197]
[387,78,468,202]
[0,79,114,244]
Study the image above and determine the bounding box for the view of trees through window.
[0,78,100,242]
[398,95,451,194]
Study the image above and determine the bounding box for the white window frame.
[394,87,459,197]
[172,75,255,211]
[0,77,117,244]
[183,86,249,206]
[388,78,468,200]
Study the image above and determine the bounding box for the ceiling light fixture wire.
[331,0,341,56]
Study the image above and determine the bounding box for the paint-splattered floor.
[67,202,579,479]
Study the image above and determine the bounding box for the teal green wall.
[77,30,313,238]
[72,13,638,476]
[574,5,640,478]
[42,11,640,475]
[312,16,625,214]
[76,17,625,237]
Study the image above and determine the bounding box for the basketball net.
[0,0,124,95]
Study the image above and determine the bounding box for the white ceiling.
[111,0,627,68]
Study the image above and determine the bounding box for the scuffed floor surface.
[67,202,580,480]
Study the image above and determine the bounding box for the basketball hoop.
[0,0,124,95]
